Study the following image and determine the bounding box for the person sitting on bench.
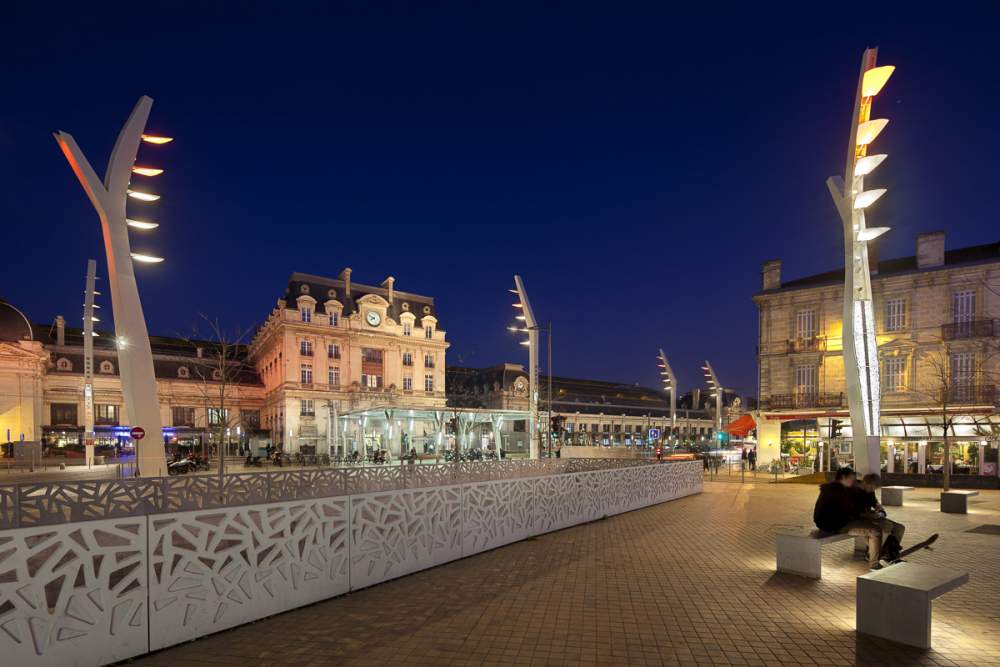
[850,473,905,564]
[813,467,881,568]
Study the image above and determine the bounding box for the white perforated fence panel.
[0,461,701,665]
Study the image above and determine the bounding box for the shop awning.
[724,414,756,437]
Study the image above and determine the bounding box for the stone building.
[446,363,721,455]
[0,299,266,458]
[754,233,1000,473]
[249,270,449,453]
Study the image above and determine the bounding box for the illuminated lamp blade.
[853,189,887,209]
[854,154,887,177]
[126,218,159,230]
[130,253,164,263]
[862,65,895,97]
[857,119,889,146]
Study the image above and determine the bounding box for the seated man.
[813,468,881,568]
[850,473,905,563]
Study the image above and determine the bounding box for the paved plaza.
[127,481,1000,666]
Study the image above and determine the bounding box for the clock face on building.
[366,311,381,327]
[515,380,526,393]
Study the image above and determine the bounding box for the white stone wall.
[0,461,702,666]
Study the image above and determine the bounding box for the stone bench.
[881,485,914,507]
[857,562,968,649]
[776,530,853,579]
[941,490,978,514]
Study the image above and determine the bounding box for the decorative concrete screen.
[0,460,701,666]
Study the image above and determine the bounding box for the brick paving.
[132,481,1000,666]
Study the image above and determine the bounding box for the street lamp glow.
[854,154,887,177]
[857,227,890,242]
[861,65,895,97]
[853,188,886,209]
[856,118,888,147]
[130,252,164,263]
[131,166,164,176]
[141,134,173,144]
[127,189,160,202]
[126,218,159,230]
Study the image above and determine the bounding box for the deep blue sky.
[2,3,998,396]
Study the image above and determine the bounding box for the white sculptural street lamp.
[702,360,722,437]
[509,275,540,459]
[826,48,895,475]
[54,96,171,477]
[657,349,677,440]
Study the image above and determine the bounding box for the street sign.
[648,428,661,441]
[130,426,146,440]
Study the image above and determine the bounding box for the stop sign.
[130,426,146,440]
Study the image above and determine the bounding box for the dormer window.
[56,357,72,372]
[330,311,339,326]
[212,369,222,381]
[424,326,433,339]
[296,295,316,324]
[99,360,114,374]
[403,322,411,336]
[300,307,312,323]
[178,366,190,379]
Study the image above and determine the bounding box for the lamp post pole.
[83,259,98,468]
[826,48,895,475]
[54,96,170,477]
[511,275,541,459]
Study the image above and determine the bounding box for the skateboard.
[873,533,939,568]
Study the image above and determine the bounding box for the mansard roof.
[283,272,440,327]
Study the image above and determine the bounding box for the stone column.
[917,442,927,474]
[886,443,895,474]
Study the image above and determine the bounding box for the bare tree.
[182,315,254,475]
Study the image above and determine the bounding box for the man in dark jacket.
[813,467,857,532]
[850,473,906,562]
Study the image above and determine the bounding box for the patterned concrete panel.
[0,517,148,666]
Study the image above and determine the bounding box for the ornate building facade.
[249,270,449,452]
[754,233,1000,473]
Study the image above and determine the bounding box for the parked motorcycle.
[167,457,195,475]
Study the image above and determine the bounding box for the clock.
[366,311,381,327]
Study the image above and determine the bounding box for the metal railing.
[943,383,997,405]
[0,457,685,530]
[941,319,997,340]
[787,337,824,353]
[762,392,846,409]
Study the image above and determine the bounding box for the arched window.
[212,369,222,381]
[56,357,72,372]
[99,360,114,374]
[178,366,190,379]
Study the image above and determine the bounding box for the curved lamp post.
[509,275,540,459]
[657,349,677,440]
[826,48,895,475]
[54,96,170,477]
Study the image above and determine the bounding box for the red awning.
[724,414,756,437]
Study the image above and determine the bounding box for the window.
[424,374,434,392]
[99,360,114,374]
[883,357,906,392]
[328,367,340,387]
[884,298,906,332]
[795,309,816,339]
[328,343,340,359]
[402,352,413,366]
[51,403,78,426]
[423,353,435,368]
[952,290,975,323]
[361,348,383,389]
[330,311,339,327]
[95,404,119,425]
[56,358,72,372]
[300,340,313,357]
[240,409,260,429]
[424,326,433,339]
[300,307,312,323]
[513,420,526,433]
[403,375,413,391]
[794,364,817,395]
[362,373,382,389]
[300,363,313,384]
[208,408,229,426]
[177,366,190,379]
[951,351,975,402]
[300,399,315,416]
[172,406,196,427]
[403,322,412,336]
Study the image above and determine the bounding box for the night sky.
[2,4,998,397]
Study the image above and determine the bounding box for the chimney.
[339,267,352,297]
[196,346,203,358]
[917,232,945,269]
[868,240,880,275]
[762,260,782,290]
[55,315,65,346]
[381,276,395,304]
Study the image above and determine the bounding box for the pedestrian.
[748,448,757,471]
[741,447,748,470]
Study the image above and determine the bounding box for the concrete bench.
[776,530,853,579]
[857,562,968,648]
[941,490,979,514]
[881,485,914,507]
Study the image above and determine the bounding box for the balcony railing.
[941,319,997,341]
[943,384,997,405]
[763,392,845,410]
[787,337,824,353]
